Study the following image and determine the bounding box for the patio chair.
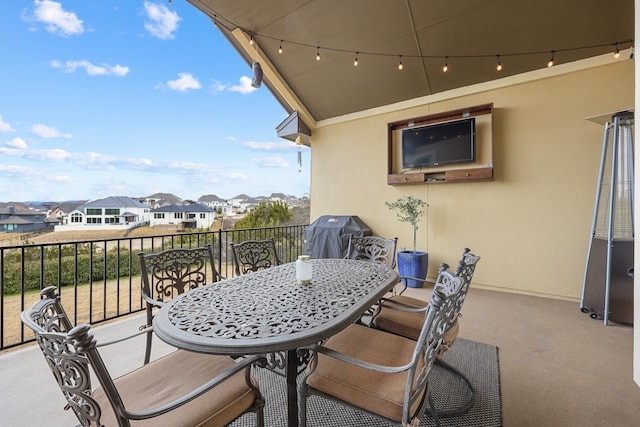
[21,287,265,427]
[138,244,223,364]
[298,268,463,427]
[346,234,398,269]
[230,237,281,276]
[372,248,480,347]
[371,248,481,417]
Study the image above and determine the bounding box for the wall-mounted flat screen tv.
[401,117,476,169]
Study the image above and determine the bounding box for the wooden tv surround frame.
[387,103,494,185]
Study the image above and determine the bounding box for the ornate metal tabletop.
[153,258,399,355]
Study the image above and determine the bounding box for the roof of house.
[51,201,87,214]
[0,207,42,216]
[198,194,226,203]
[0,216,34,225]
[145,192,183,205]
[151,203,213,213]
[82,196,148,209]
[270,193,289,199]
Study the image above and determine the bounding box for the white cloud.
[143,1,181,40]
[250,156,290,168]
[243,140,298,152]
[168,161,208,172]
[166,73,201,91]
[32,0,84,37]
[50,59,130,77]
[0,163,36,176]
[210,81,227,93]
[6,137,28,150]
[1,138,29,156]
[0,115,15,132]
[228,76,257,95]
[1,140,208,176]
[39,148,74,161]
[31,123,72,138]
[51,175,74,183]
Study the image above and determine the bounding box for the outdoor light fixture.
[233,26,632,76]
[251,61,263,88]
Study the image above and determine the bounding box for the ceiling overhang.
[187,0,634,129]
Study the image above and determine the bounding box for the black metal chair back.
[230,237,281,276]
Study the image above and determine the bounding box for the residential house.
[47,201,87,224]
[150,203,216,230]
[186,0,639,392]
[198,194,231,215]
[228,194,252,213]
[139,193,183,210]
[55,196,150,231]
[0,205,55,233]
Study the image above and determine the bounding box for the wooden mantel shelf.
[387,167,494,185]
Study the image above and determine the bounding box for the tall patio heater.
[581,111,634,325]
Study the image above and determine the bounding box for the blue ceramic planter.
[397,251,429,288]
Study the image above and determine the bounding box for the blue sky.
[0,1,310,202]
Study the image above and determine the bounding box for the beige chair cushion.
[92,350,257,426]
[307,323,425,422]
[375,295,459,353]
[374,295,426,340]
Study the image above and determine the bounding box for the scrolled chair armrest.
[95,324,152,348]
[393,275,429,295]
[301,343,411,376]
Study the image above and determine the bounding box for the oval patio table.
[153,258,399,427]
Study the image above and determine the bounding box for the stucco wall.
[310,58,633,300]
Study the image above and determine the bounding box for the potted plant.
[385,195,428,288]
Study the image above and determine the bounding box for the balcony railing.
[0,225,307,351]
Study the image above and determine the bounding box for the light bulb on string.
[614,43,620,58]
[278,40,283,54]
[496,55,503,71]
[354,52,359,67]
[249,34,254,46]
[442,57,448,72]
[316,47,321,61]
[398,55,403,70]
[547,51,555,67]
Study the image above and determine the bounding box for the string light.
[547,51,555,67]
[229,21,632,74]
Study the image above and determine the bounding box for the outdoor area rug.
[230,338,502,426]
